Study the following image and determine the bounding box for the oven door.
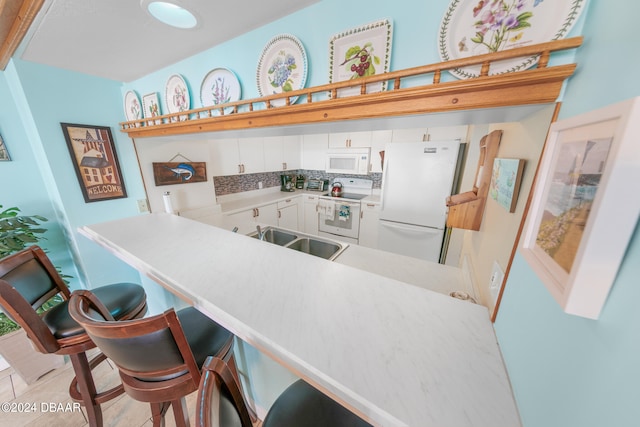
[318,198,361,239]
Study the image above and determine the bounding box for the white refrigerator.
[378,140,461,263]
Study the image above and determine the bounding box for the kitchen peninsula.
[79,213,520,427]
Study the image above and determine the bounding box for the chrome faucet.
[231,226,239,233]
[256,225,265,241]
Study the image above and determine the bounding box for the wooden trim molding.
[120,37,583,139]
[0,0,45,70]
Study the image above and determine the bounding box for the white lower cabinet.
[226,203,278,226]
[277,198,300,231]
[303,195,319,235]
[359,201,380,248]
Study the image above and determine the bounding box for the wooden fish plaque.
[152,162,207,186]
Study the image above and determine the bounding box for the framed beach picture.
[60,123,127,203]
[520,97,640,319]
[490,158,525,213]
[329,19,393,98]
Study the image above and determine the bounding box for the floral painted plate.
[200,68,241,115]
[438,0,586,79]
[256,34,308,107]
[165,74,191,114]
[123,90,142,122]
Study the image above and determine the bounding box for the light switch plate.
[137,199,149,213]
[489,261,504,303]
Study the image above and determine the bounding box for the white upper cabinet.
[391,126,468,143]
[328,131,372,148]
[302,134,328,170]
[264,135,301,172]
[210,137,264,176]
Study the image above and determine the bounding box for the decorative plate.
[123,90,142,122]
[200,68,241,114]
[438,0,586,79]
[256,34,308,107]
[165,74,191,114]
[329,19,393,98]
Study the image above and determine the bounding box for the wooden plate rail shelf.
[120,37,583,139]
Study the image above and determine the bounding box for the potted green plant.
[0,204,66,384]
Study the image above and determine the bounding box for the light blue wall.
[6,0,637,425]
[494,1,640,427]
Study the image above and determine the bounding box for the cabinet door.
[238,137,264,174]
[359,202,380,248]
[255,203,278,226]
[328,131,372,148]
[302,134,328,170]
[391,128,429,143]
[427,125,469,141]
[225,207,258,225]
[370,130,392,173]
[303,195,319,235]
[278,204,298,230]
[282,135,302,170]
[210,138,241,176]
[263,136,284,172]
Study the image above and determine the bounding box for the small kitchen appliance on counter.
[280,174,295,192]
[295,174,305,189]
[307,179,329,192]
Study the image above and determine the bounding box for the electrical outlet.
[137,199,149,213]
[489,261,504,303]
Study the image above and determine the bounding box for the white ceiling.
[17,0,319,82]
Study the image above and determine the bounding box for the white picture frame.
[520,97,640,319]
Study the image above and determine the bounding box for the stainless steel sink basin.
[248,227,297,246]
[286,237,344,260]
[247,226,346,260]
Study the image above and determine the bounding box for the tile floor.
[0,351,216,427]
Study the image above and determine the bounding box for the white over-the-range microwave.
[325,148,370,175]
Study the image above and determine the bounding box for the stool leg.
[69,352,102,427]
[171,398,189,427]
[150,402,169,427]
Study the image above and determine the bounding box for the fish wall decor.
[152,162,207,186]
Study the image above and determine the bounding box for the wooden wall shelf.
[120,37,583,139]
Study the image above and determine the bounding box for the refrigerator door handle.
[379,220,442,234]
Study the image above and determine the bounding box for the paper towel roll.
[163,192,174,214]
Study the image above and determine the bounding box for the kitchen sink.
[286,238,343,260]
[247,226,347,261]
[248,227,298,246]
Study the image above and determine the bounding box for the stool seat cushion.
[263,380,372,427]
[177,307,233,368]
[43,282,145,339]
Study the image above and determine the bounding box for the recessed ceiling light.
[143,1,198,29]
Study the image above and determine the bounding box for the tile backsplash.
[213,170,382,196]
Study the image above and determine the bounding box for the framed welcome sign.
[520,97,640,319]
[61,123,127,203]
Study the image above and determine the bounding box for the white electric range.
[317,177,373,244]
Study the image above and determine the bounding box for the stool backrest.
[69,290,201,387]
[196,356,253,427]
[0,246,68,353]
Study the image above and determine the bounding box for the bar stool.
[196,356,373,427]
[0,246,147,427]
[68,289,237,427]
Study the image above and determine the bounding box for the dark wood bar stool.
[0,245,147,427]
[196,356,373,427]
[68,289,237,427]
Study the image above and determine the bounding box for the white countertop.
[79,213,520,427]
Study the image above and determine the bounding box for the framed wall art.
[152,162,207,186]
[490,158,525,213]
[60,123,127,203]
[329,19,393,98]
[0,134,10,161]
[520,97,640,319]
[143,92,162,125]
